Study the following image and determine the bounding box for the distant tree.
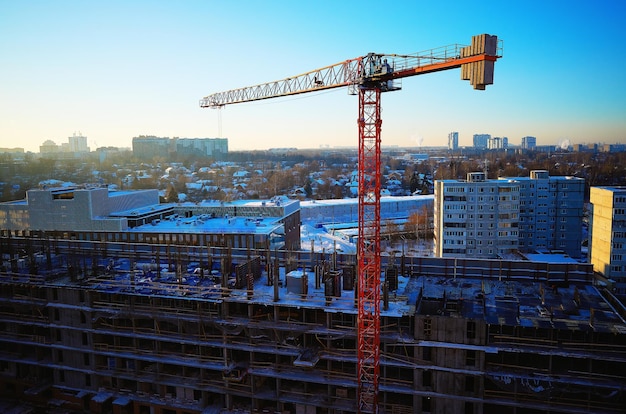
[332,184,343,199]
[409,173,421,194]
[165,184,179,203]
[304,181,313,198]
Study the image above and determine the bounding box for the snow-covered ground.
[300,223,434,256]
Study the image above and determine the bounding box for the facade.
[68,133,90,154]
[0,233,622,414]
[132,136,229,160]
[176,138,228,159]
[487,136,507,150]
[0,186,160,232]
[39,140,59,155]
[132,136,173,160]
[507,170,585,258]
[434,172,519,258]
[447,131,458,150]
[472,133,490,149]
[521,136,537,150]
[434,171,584,259]
[0,187,300,251]
[39,134,90,158]
[590,186,626,295]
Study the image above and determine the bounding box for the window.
[424,318,432,338]
[422,396,431,412]
[423,370,431,387]
[467,321,476,339]
[466,350,476,366]
[423,347,432,361]
[465,376,475,392]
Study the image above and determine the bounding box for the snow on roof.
[130,214,282,236]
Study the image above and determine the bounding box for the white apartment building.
[448,131,458,150]
[590,186,626,295]
[434,172,520,258]
[435,170,585,259]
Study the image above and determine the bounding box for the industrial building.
[0,186,301,251]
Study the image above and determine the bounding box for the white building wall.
[435,174,520,258]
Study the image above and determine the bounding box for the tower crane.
[200,34,501,413]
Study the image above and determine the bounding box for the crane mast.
[200,34,501,414]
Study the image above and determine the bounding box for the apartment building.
[508,170,585,258]
[590,186,626,295]
[0,232,623,414]
[448,131,458,150]
[435,171,584,259]
[434,172,519,258]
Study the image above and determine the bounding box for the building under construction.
[0,232,625,414]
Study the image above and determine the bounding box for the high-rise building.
[176,138,228,159]
[434,172,520,258]
[132,136,173,159]
[132,136,229,160]
[473,134,490,149]
[521,136,537,150]
[506,170,585,258]
[590,186,626,295]
[434,171,585,259]
[68,132,90,153]
[447,131,458,150]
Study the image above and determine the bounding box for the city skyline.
[1,1,625,153]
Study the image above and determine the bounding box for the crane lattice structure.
[200,34,502,413]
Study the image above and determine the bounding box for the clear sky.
[1,0,625,153]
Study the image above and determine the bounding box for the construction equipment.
[199,33,502,413]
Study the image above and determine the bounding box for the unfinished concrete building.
[0,234,625,413]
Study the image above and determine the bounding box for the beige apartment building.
[590,186,626,296]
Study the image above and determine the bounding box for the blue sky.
[1,0,624,152]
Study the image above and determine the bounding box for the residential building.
[434,171,584,259]
[447,131,458,150]
[521,136,537,150]
[434,172,519,258]
[590,186,626,295]
[68,132,90,154]
[131,136,172,160]
[132,136,229,160]
[176,138,228,159]
[487,136,504,150]
[507,170,585,258]
[1,230,623,414]
[473,133,490,149]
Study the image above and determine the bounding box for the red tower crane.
[200,34,501,413]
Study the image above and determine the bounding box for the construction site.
[2,33,626,414]
[0,233,625,414]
